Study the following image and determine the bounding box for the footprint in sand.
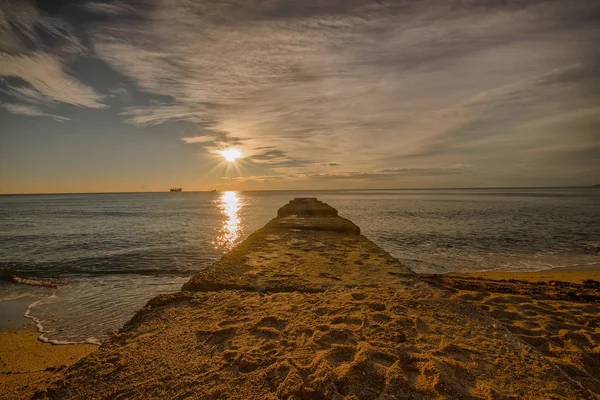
[371,312,392,324]
[414,317,429,333]
[196,327,236,349]
[330,315,363,328]
[367,302,386,311]
[325,345,357,365]
[351,293,366,301]
[314,328,356,347]
[256,316,287,331]
[251,316,288,340]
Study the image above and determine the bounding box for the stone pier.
[183,198,411,293]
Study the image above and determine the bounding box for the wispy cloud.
[81,2,140,16]
[0,0,84,54]
[308,165,477,181]
[181,136,216,144]
[0,53,106,108]
[83,0,599,185]
[220,164,478,189]
[0,1,106,119]
[0,102,70,121]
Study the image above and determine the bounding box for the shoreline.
[2,263,597,341]
[0,291,102,346]
[0,295,100,399]
[2,262,597,338]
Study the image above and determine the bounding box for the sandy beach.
[0,324,96,400]
[452,265,600,284]
[0,291,97,399]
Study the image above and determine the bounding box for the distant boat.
[211,189,217,192]
[170,187,183,192]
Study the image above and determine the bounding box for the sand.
[452,265,600,284]
[0,325,96,400]
[38,283,598,399]
[31,199,600,399]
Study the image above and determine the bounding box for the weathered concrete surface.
[37,199,600,400]
[183,198,410,293]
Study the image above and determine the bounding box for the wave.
[9,275,64,288]
[22,292,102,346]
[0,249,218,279]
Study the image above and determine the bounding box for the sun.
[220,148,241,163]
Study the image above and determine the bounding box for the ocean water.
[1,188,599,343]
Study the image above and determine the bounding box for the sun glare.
[220,148,241,163]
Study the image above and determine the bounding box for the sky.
[0,0,599,193]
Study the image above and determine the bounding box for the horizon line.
[0,185,596,196]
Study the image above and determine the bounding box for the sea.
[1,188,599,344]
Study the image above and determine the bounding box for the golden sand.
[38,283,600,399]
[0,326,96,400]
[452,265,600,284]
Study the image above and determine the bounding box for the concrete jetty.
[38,199,598,400]
[183,198,410,293]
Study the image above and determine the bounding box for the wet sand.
[0,325,96,400]
[0,297,35,332]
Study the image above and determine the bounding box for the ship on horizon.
[169,187,183,192]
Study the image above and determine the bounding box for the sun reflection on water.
[213,191,242,250]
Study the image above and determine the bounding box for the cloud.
[0,102,70,121]
[221,164,476,186]
[181,136,216,144]
[0,0,84,54]
[0,1,107,118]
[3,0,599,187]
[81,2,140,16]
[0,53,106,108]
[308,165,477,181]
[108,87,132,104]
[83,0,599,184]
